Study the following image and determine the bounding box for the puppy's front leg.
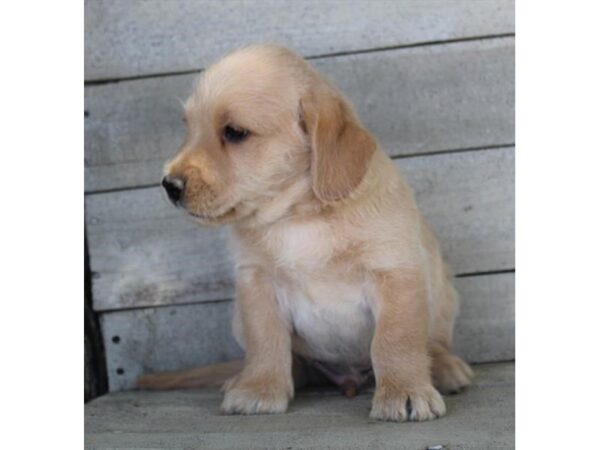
[369,270,446,422]
[221,267,293,415]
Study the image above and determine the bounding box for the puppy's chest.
[264,221,374,364]
[274,276,374,364]
[265,219,339,272]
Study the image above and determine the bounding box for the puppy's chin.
[185,204,246,227]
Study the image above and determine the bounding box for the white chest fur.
[275,278,375,365]
[264,219,375,365]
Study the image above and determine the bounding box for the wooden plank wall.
[84,0,515,391]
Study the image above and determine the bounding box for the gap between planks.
[84,33,515,85]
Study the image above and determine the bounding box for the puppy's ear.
[301,87,376,202]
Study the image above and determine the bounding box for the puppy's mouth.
[188,205,238,225]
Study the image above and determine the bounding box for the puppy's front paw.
[370,384,446,422]
[221,373,293,415]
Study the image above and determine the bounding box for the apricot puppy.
[160,44,473,421]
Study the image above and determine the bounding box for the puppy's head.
[162,44,376,226]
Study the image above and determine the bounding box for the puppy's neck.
[237,176,321,230]
[234,150,394,233]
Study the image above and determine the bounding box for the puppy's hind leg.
[428,274,473,394]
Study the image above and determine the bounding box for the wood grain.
[85,0,514,80]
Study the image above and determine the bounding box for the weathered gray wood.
[452,273,514,363]
[101,301,244,392]
[402,149,515,276]
[87,190,233,311]
[85,0,515,80]
[85,362,514,449]
[100,273,514,391]
[86,147,514,311]
[84,38,515,192]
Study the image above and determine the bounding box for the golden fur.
[143,44,473,421]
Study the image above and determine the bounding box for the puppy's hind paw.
[432,353,474,395]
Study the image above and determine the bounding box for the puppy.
[152,44,473,422]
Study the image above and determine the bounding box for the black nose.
[162,176,185,204]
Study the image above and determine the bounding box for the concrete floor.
[85,362,514,449]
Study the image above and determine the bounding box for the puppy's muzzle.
[162,175,185,205]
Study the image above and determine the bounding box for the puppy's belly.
[275,280,374,366]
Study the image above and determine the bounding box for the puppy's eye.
[223,125,249,144]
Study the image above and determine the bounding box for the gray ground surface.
[85,362,514,449]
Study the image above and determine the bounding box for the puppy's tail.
[136,359,243,390]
